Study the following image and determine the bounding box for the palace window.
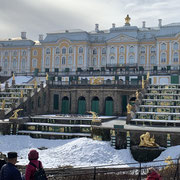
[12,58,17,69]
[68,56,73,65]
[62,47,66,54]
[93,48,97,55]
[129,46,134,53]
[4,59,8,69]
[79,47,83,53]
[22,58,26,69]
[78,56,83,65]
[173,42,178,50]
[5,51,8,56]
[102,48,106,54]
[161,43,166,50]
[173,52,179,62]
[140,47,145,54]
[33,50,38,56]
[22,50,26,56]
[13,51,17,56]
[151,46,156,53]
[110,47,115,54]
[110,56,115,64]
[69,47,73,54]
[161,53,166,62]
[46,48,51,55]
[140,56,145,64]
[55,56,60,66]
[120,46,124,53]
[32,58,37,68]
[45,56,50,66]
[150,56,156,64]
[119,56,125,64]
[101,57,106,65]
[55,47,60,54]
[129,55,135,64]
[93,57,97,66]
[62,56,66,65]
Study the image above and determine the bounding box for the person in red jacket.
[146,167,163,180]
[25,149,44,180]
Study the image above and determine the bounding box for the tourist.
[0,152,22,180]
[25,149,46,180]
[146,167,162,180]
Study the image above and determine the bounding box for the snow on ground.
[0,135,180,168]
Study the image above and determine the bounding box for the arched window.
[93,57,97,66]
[33,50,38,56]
[55,56,60,66]
[173,42,178,50]
[93,48,97,55]
[13,51,17,56]
[68,56,72,64]
[55,47,60,54]
[150,56,156,64]
[119,56,124,64]
[32,58,37,68]
[129,46,134,53]
[151,46,156,53]
[22,58,26,69]
[5,51,8,56]
[4,59,8,69]
[78,56,83,65]
[62,47,66,54]
[140,47,145,53]
[22,50,26,56]
[110,47,115,54]
[69,47,73,54]
[129,55,135,64]
[173,52,179,62]
[12,58,17,69]
[46,48,50,55]
[140,56,145,64]
[101,57,106,65]
[110,56,115,64]
[79,47,83,53]
[161,53,166,62]
[120,46,124,53]
[62,56,66,65]
[102,48,106,54]
[161,43,166,50]
[45,56,50,66]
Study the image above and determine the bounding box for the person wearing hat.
[25,149,45,180]
[0,152,22,180]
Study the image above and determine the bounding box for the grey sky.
[0,0,180,40]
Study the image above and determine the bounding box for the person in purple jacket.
[0,152,22,180]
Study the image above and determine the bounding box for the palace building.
[0,15,180,77]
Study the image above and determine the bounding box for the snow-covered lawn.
[1,135,180,168]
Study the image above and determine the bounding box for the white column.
[147,45,149,69]
[9,51,12,73]
[52,47,55,72]
[73,46,76,71]
[18,50,20,73]
[169,41,172,65]
[107,46,110,64]
[156,42,159,66]
[98,47,100,67]
[41,48,44,72]
[126,45,129,64]
[27,47,31,73]
[115,46,117,64]
[135,45,138,63]
[84,45,87,69]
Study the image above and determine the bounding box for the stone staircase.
[129,84,180,129]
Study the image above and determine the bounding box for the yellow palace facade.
[0,16,180,76]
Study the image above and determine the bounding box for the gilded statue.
[9,109,23,119]
[146,71,150,81]
[34,80,37,89]
[1,100,5,110]
[12,73,15,81]
[142,79,144,89]
[46,73,49,81]
[136,90,139,100]
[88,111,100,122]
[125,14,131,24]
[20,90,23,98]
[126,103,132,114]
[139,132,159,147]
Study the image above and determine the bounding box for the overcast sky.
[0,0,180,40]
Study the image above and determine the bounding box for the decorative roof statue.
[1,100,5,110]
[126,103,132,114]
[125,14,131,25]
[139,132,159,147]
[9,109,23,119]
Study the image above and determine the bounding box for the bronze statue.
[9,109,23,119]
[139,132,159,147]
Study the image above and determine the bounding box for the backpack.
[29,161,47,180]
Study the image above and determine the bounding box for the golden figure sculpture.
[20,90,23,98]
[147,71,150,81]
[139,132,159,147]
[136,90,139,100]
[88,111,100,122]
[12,73,15,81]
[9,109,23,119]
[126,103,132,114]
[34,80,37,89]
[125,14,131,24]
[142,79,144,89]
[46,73,49,81]
[1,100,5,110]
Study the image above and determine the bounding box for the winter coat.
[0,162,22,180]
[25,160,43,180]
[146,171,163,180]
